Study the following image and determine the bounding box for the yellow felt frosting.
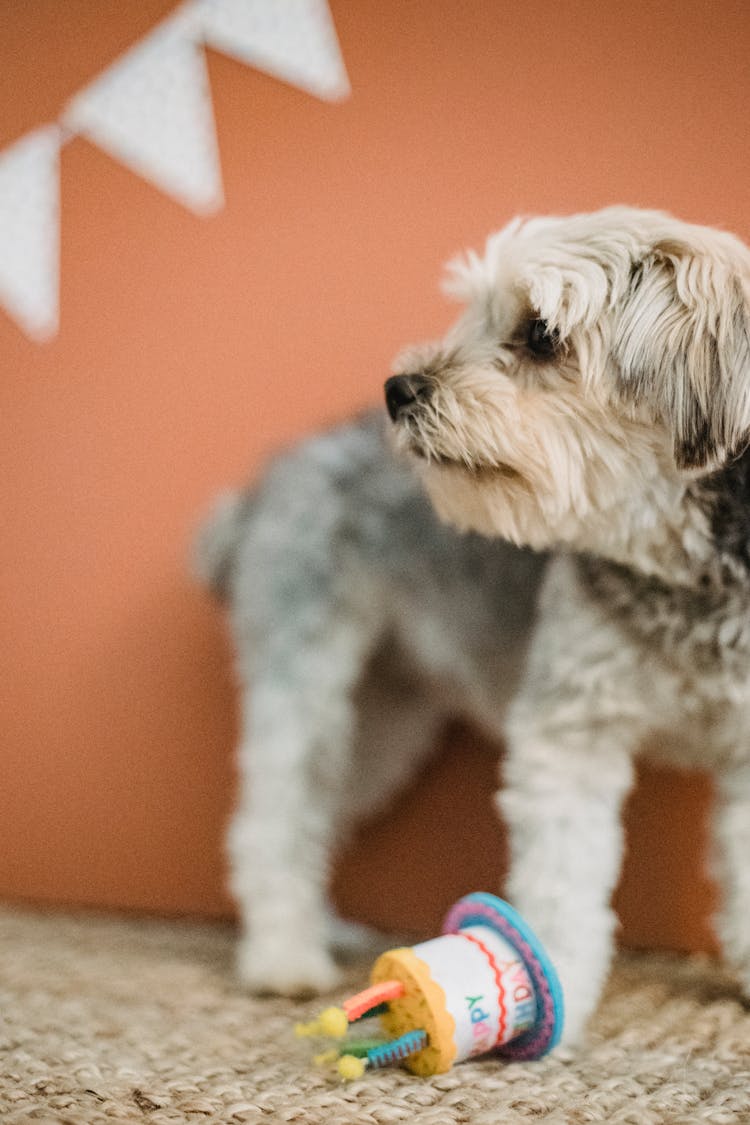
[371,947,457,1076]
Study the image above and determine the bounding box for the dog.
[195,207,750,1045]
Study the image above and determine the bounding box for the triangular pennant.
[198,0,350,101]
[63,6,223,215]
[0,126,60,341]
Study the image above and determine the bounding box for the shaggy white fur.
[197,207,750,1047]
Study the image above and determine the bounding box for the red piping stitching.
[459,931,508,1048]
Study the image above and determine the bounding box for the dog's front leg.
[497,711,636,1045]
[712,762,750,996]
[494,557,646,1044]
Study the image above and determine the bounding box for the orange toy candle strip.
[342,979,404,1022]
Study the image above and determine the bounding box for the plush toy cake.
[295,892,564,1079]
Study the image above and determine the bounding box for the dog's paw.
[554,1002,589,1050]
[236,937,342,997]
[534,947,596,1050]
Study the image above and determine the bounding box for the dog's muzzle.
[384,374,433,422]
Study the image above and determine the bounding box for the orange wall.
[2,1,748,950]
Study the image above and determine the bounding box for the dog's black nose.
[384,374,433,422]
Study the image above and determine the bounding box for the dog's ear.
[614,242,750,469]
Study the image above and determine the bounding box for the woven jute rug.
[1,906,749,1124]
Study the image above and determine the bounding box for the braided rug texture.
[1,906,749,1124]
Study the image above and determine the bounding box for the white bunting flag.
[0,126,60,341]
[198,0,350,101]
[63,5,223,215]
[0,2,352,341]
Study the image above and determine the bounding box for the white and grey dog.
[196,207,750,1044]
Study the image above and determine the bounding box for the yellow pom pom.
[318,1006,348,1039]
[295,1006,347,1039]
[313,1048,340,1068]
[337,1055,367,1081]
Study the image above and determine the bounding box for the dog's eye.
[526,318,559,357]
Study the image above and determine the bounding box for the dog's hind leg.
[227,603,381,996]
[323,641,451,956]
[711,763,750,1000]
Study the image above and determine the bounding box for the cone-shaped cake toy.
[295,892,564,1079]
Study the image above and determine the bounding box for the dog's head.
[386,208,750,563]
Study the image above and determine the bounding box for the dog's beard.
[417,460,549,545]
[412,446,708,586]
[391,378,706,576]
[391,371,672,551]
